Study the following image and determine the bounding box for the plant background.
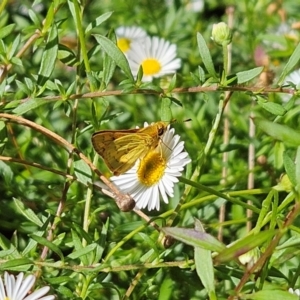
[0,0,300,299]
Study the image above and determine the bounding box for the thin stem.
[247,104,256,231]
[5,85,295,106]
[219,6,234,241]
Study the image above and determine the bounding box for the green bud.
[238,247,260,270]
[211,22,232,46]
[273,174,293,192]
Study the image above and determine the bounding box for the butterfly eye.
[158,126,165,136]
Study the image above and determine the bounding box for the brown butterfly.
[91,121,167,175]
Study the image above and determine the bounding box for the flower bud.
[273,174,293,192]
[211,22,232,46]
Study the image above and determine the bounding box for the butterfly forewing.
[91,121,168,175]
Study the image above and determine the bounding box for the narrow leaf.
[42,2,54,34]
[277,42,300,85]
[85,12,113,34]
[74,160,92,186]
[194,219,216,298]
[67,244,97,259]
[162,227,226,252]
[37,24,58,86]
[0,233,22,258]
[167,73,177,92]
[283,151,297,186]
[13,198,43,227]
[256,96,286,116]
[0,258,32,270]
[160,97,172,122]
[102,30,117,87]
[197,32,217,78]
[13,98,52,115]
[8,34,21,60]
[254,117,300,146]
[0,24,15,39]
[30,235,64,261]
[215,230,276,263]
[94,34,134,81]
[236,66,264,84]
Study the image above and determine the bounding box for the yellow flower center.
[117,38,131,53]
[137,150,166,186]
[141,58,161,75]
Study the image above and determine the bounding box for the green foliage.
[1,0,300,299]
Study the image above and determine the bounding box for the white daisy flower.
[0,272,54,300]
[115,26,148,54]
[126,36,181,82]
[111,124,190,211]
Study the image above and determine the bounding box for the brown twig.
[6,85,295,106]
[228,201,300,299]
[0,113,134,211]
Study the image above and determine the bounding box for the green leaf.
[74,160,92,186]
[236,66,264,84]
[197,32,217,78]
[0,161,12,185]
[0,249,17,258]
[45,276,75,285]
[71,229,89,265]
[162,227,226,252]
[138,82,163,93]
[72,222,93,245]
[167,73,177,92]
[198,65,206,83]
[13,198,43,227]
[8,34,21,60]
[42,2,54,34]
[194,219,216,299]
[158,276,174,300]
[22,230,46,256]
[28,8,40,26]
[254,117,300,146]
[37,24,58,86]
[0,258,32,270]
[256,96,286,116]
[0,233,22,258]
[283,151,297,186]
[102,30,117,88]
[85,12,113,34]
[160,97,172,122]
[274,141,284,169]
[94,34,134,81]
[67,243,98,260]
[277,42,300,85]
[13,98,52,115]
[242,290,298,300]
[30,234,64,261]
[215,230,276,263]
[168,96,182,107]
[0,24,15,39]
[58,44,77,66]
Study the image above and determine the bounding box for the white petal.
[5,272,14,299]
[0,274,6,299]
[23,286,53,300]
[16,274,35,299]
